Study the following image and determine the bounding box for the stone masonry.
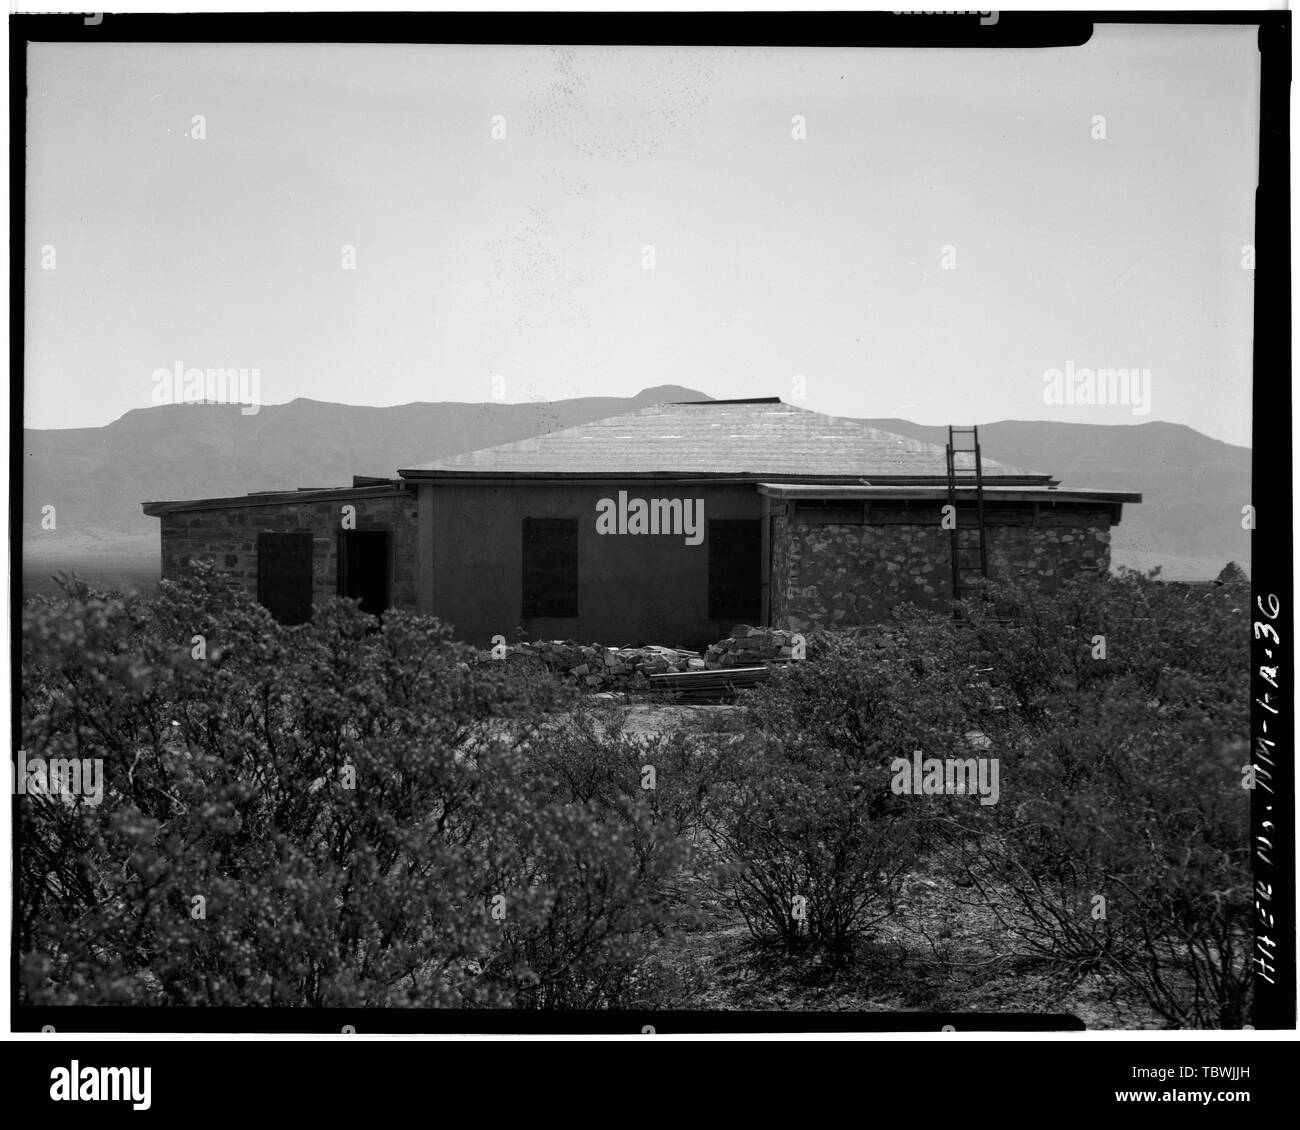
[158,491,419,610]
[770,504,1113,631]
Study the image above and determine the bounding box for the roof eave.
[141,482,411,516]
[755,483,1142,504]
[398,469,1059,486]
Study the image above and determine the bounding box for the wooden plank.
[647,663,783,701]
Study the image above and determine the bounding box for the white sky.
[25,25,1259,445]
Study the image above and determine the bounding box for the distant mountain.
[22,393,1249,594]
[23,384,708,536]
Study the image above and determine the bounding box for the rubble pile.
[481,626,801,689]
[485,640,704,689]
[704,626,800,668]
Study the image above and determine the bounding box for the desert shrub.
[474,794,693,1009]
[519,700,726,844]
[472,700,726,1007]
[18,565,687,1009]
[705,621,966,959]
[20,563,1253,1024]
[938,572,1253,1027]
[705,572,1251,1027]
[705,733,918,958]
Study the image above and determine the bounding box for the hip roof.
[399,400,1053,482]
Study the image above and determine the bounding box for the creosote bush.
[20,565,691,1009]
[699,570,1251,1026]
[938,572,1254,1028]
[706,624,963,960]
[21,565,1253,1025]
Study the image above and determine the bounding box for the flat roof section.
[757,483,1142,504]
[141,482,409,516]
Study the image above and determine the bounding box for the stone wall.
[159,490,419,611]
[770,504,1112,631]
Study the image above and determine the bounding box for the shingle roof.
[399,400,1051,482]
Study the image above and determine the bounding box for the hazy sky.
[26,26,1259,445]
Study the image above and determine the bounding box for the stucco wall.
[158,491,419,611]
[770,503,1113,630]
[429,481,761,649]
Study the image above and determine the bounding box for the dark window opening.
[257,531,314,625]
[337,529,391,616]
[522,518,578,618]
[708,518,761,622]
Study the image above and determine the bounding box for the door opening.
[708,518,761,625]
[338,529,391,616]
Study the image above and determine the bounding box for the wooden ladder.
[946,424,989,606]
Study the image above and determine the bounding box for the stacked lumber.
[647,664,774,702]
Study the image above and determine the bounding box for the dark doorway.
[338,529,391,616]
[708,518,761,623]
[257,531,314,625]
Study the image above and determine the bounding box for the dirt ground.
[616,701,745,738]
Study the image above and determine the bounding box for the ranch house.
[142,398,1140,649]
